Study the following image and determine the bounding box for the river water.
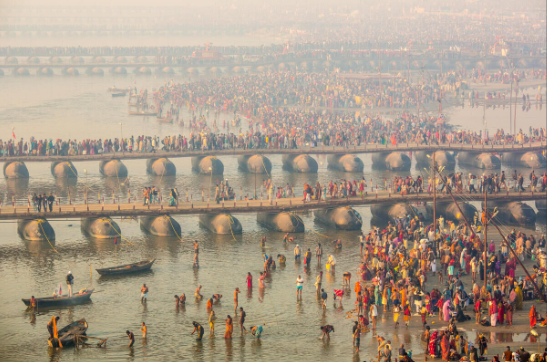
[0,71,545,362]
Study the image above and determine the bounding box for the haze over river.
[0,66,545,362]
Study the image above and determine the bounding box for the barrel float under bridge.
[327,154,364,172]
[371,152,411,171]
[457,152,501,169]
[81,216,121,239]
[191,156,224,175]
[4,161,29,178]
[282,154,318,173]
[414,151,456,169]
[17,218,55,242]
[238,155,272,174]
[257,212,305,233]
[502,151,546,168]
[314,206,362,230]
[146,158,176,176]
[140,215,181,237]
[51,161,78,178]
[483,201,536,227]
[99,159,128,177]
[199,213,242,235]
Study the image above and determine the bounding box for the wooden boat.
[108,87,129,93]
[128,110,157,116]
[48,319,88,348]
[22,289,94,308]
[111,90,127,97]
[96,259,155,277]
[156,116,173,123]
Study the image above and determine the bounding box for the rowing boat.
[96,259,155,277]
[22,289,94,308]
[112,91,127,97]
[128,110,157,116]
[48,318,88,348]
[108,87,129,93]
[157,116,173,123]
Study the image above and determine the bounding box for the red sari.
[497,303,505,325]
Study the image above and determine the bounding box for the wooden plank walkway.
[1,190,544,220]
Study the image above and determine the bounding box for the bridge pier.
[371,203,418,225]
[238,155,272,174]
[99,159,128,177]
[414,151,456,169]
[282,154,318,173]
[17,218,55,241]
[191,156,224,175]
[483,201,536,227]
[51,161,78,178]
[425,202,477,223]
[457,152,501,169]
[4,161,29,179]
[257,212,305,233]
[327,154,364,172]
[199,213,242,235]
[140,215,181,237]
[371,152,411,171]
[502,151,546,168]
[146,158,176,176]
[81,216,121,239]
[314,206,362,230]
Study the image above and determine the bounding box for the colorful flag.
[12,130,15,139]
[114,236,118,245]
[59,283,62,296]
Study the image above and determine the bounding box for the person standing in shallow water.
[225,315,233,339]
[234,287,240,312]
[296,275,304,300]
[316,243,322,264]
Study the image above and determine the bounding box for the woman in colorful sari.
[428,331,438,356]
[443,299,452,322]
[515,285,524,310]
[497,302,505,325]
[529,305,537,327]
[489,301,498,326]
[441,332,450,361]
[224,315,233,339]
[505,302,513,325]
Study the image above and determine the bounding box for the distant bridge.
[3,141,546,163]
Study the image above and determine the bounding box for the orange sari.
[225,318,233,339]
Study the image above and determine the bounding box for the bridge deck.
[2,190,544,220]
[3,142,545,163]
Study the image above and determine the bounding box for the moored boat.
[128,110,157,116]
[111,91,127,97]
[156,116,173,123]
[22,289,94,308]
[96,259,155,277]
[48,318,88,348]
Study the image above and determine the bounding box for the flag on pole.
[12,130,15,139]
[114,236,118,245]
[59,283,62,296]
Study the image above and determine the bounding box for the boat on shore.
[48,319,88,348]
[128,110,157,116]
[96,259,155,277]
[22,289,94,308]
